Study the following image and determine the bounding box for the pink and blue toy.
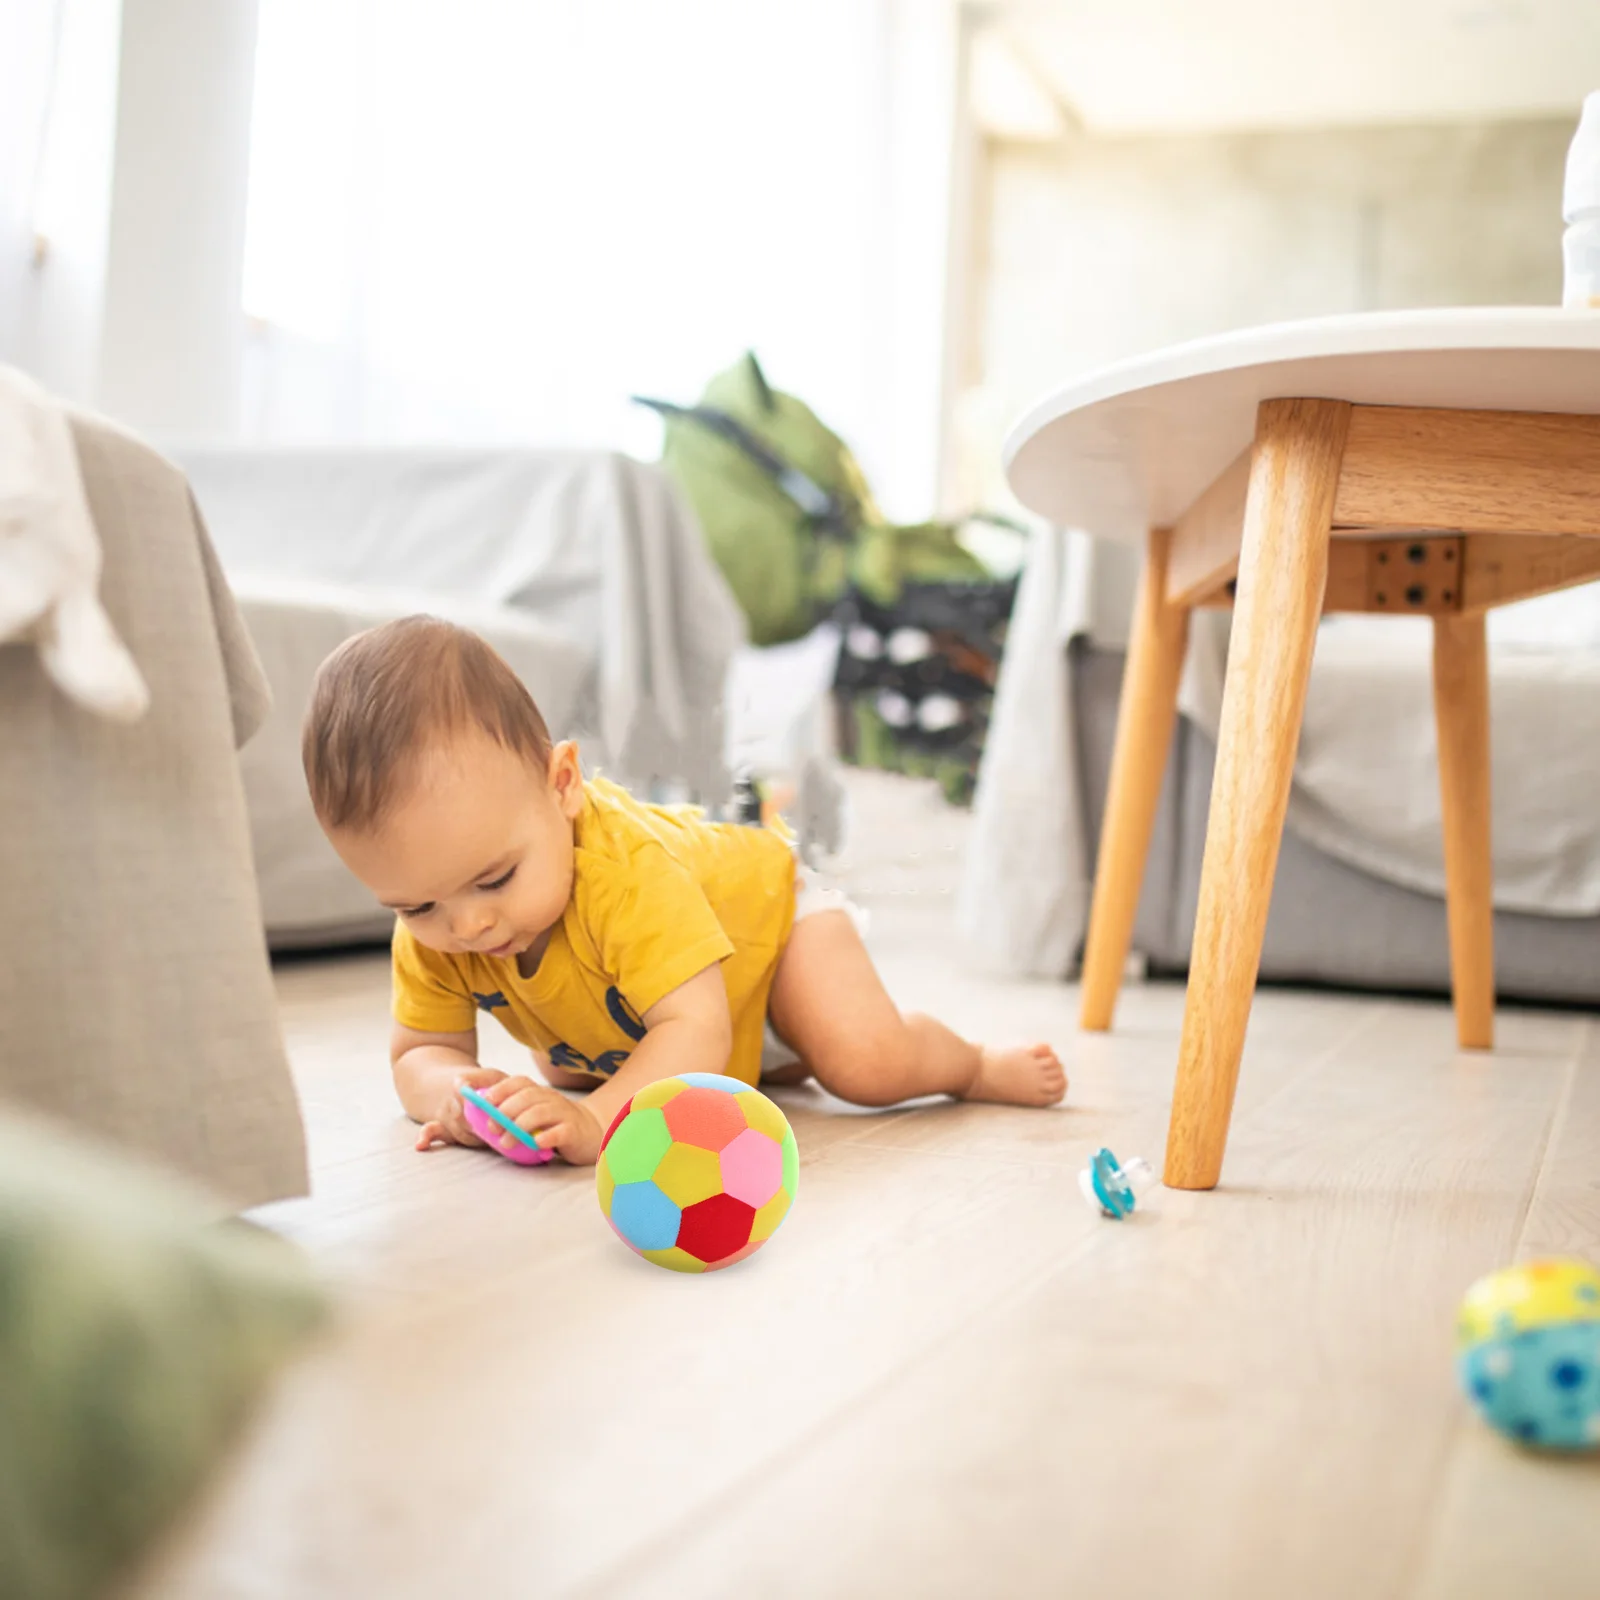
[460,1083,556,1166]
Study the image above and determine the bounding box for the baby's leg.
[767,912,1066,1109]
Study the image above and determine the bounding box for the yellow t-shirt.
[391,777,797,1086]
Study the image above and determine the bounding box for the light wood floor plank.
[1408,1018,1600,1600]
[575,1005,1578,1600]
[132,776,1600,1599]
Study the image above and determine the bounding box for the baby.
[302,616,1066,1165]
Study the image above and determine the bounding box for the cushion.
[0,1110,327,1600]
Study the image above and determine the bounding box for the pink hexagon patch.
[719,1127,784,1208]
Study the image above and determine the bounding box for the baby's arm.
[482,963,731,1165]
[587,963,732,1135]
[391,1021,509,1151]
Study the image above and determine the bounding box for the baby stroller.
[636,354,1020,805]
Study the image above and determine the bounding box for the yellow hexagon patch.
[596,1157,616,1217]
[734,1090,790,1144]
[749,1186,792,1242]
[651,1142,722,1208]
[631,1077,691,1112]
[640,1245,708,1274]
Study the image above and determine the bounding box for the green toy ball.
[1456,1259,1600,1451]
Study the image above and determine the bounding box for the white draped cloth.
[0,364,149,720]
[175,447,747,944]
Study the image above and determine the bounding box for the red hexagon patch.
[677,1193,757,1263]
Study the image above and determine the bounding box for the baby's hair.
[303,615,552,833]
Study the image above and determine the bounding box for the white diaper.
[792,861,869,938]
[759,863,868,1078]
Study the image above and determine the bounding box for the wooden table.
[1004,308,1600,1190]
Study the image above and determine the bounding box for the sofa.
[1074,639,1600,1003]
[962,526,1600,1005]
[175,447,749,948]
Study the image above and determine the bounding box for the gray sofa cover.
[1075,642,1600,1005]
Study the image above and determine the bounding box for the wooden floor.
[137,777,1600,1600]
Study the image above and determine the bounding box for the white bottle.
[1563,92,1600,309]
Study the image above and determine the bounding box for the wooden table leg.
[1079,527,1191,1031]
[1164,398,1351,1190]
[1432,612,1495,1050]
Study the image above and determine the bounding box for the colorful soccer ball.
[1456,1258,1600,1451]
[596,1073,798,1273]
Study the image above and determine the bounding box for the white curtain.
[0,0,61,364]
[242,0,919,485]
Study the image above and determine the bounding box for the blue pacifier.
[1079,1147,1157,1219]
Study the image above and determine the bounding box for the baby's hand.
[482,1077,606,1167]
[415,1066,508,1152]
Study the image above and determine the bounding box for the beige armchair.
[0,409,307,1210]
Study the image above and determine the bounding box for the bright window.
[243,0,895,465]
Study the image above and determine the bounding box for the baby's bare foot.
[963,1043,1067,1107]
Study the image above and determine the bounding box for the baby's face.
[330,731,583,961]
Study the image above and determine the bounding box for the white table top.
[1004,308,1600,546]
